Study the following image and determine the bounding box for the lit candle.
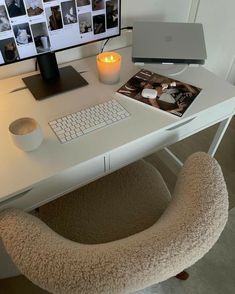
[96,52,121,84]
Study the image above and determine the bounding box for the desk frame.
[165,115,233,169]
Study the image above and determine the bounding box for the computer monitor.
[0,0,121,99]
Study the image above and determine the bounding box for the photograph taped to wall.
[117,69,202,117]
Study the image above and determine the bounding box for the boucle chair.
[0,152,228,294]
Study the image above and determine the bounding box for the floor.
[147,117,235,209]
[0,118,234,294]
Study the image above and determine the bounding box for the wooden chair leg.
[175,270,189,280]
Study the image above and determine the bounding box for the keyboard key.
[83,122,107,134]
[49,99,130,143]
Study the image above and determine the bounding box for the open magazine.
[117,69,202,117]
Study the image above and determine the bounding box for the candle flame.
[98,52,121,64]
[103,55,116,63]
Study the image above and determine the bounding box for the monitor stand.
[23,53,88,100]
[137,63,189,77]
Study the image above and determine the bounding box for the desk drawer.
[109,101,234,172]
[1,156,105,211]
[165,100,234,141]
[109,129,175,172]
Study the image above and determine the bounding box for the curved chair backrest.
[0,152,228,294]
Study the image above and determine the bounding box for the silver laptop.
[132,22,207,65]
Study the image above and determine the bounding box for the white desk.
[1,46,235,211]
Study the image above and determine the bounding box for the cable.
[121,26,133,31]
[100,26,133,53]
[100,39,109,53]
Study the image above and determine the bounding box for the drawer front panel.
[110,101,234,172]
[1,156,105,211]
[109,129,179,172]
[166,100,234,140]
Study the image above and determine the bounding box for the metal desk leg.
[208,116,233,157]
[164,147,183,167]
[163,115,232,173]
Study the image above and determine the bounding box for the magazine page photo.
[117,69,202,117]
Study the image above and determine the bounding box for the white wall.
[195,0,235,83]
[121,0,192,25]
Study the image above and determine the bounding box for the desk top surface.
[0,46,235,201]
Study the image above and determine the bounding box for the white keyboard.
[49,99,130,143]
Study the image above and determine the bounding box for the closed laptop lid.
[132,22,207,64]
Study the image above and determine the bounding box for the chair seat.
[0,153,228,294]
[38,159,171,244]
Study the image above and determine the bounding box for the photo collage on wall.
[0,0,119,64]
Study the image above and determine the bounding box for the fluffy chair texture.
[0,153,228,294]
[38,159,171,244]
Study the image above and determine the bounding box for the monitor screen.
[0,0,120,65]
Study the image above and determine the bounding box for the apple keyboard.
[49,99,130,143]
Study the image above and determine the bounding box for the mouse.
[141,88,157,99]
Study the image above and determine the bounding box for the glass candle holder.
[96,52,121,84]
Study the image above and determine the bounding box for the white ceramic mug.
[9,117,43,152]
